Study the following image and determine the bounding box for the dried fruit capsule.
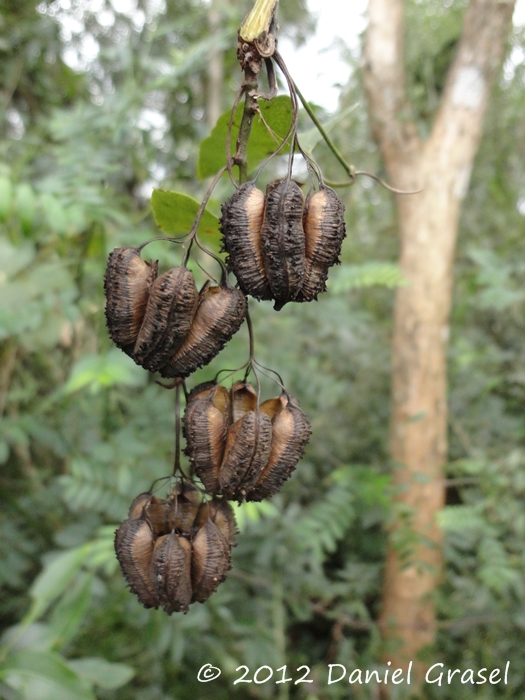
[300,186,346,301]
[191,520,231,603]
[219,409,273,501]
[160,282,246,379]
[230,381,258,423]
[115,516,159,609]
[169,483,202,536]
[145,497,175,536]
[260,179,306,310]
[150,533,192,614]
[247,393,311,501]
[128,492,152,519]
[184,383,231,494]
[104,247,158,355]
[194,497,237,548]
[220,183,271,301]
[134,266,198,372]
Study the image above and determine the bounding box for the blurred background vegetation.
[1,0,525,698]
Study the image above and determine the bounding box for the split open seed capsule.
[220,183,271,301]
[104,247,158,356]
[191,519,232,604]
[219,405,273,501]
[260,179,306,310]
[160,282,247,379]
[150,532,193,614]
[183,383,231,494]
[247,393,312,501]
[134,266,198,372]
[194,497,237,549]
[114,515,159,609]
[300,186,346,301]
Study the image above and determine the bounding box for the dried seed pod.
[104,247,158,355]
[220,183,271,301]
[194,497,237,548]
[247,393,311,501]
[145,497,175,536]
[150,533,192,614]
[184,383,231,494]
[134,266,198,372]
[191,520,231,603]
[114,516,159,609]
[230,381,258,423]
[160,283,247,379]
[260,179,306,311]
[128,492,152,519]
[169,483,202,536]
[299,186,346,301]
[219,409,273,500]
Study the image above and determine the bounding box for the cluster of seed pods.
[115,485,237,614]
[220,179,346,310]
[183,381,311,502]
[103,44,351,612]
[104,246,246,379]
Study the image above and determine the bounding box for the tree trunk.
[207,0,224,130]
[363,0,516,690]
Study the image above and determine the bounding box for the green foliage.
[198,96,293,178]
[1,1,524,699]
[150,189,220,242]
[328,262,406,293]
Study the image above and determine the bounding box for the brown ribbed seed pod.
[220,183,271,301]
[191,520,231,603]
[128,492,152,519]
[104,247,158,356]
[300,186,346,301]
[134,266,198,372]
[194,498,237,548]
[230,381,258,423]
[183,383,230,494]
[150,533,192,614]
[260,179,306,311]
[114,516,159,609]
[160,283,247,379]
[169,483,202,536]
[246,393,312,501]
[219,409,273,500]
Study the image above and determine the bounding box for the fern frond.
[328,263,406,294]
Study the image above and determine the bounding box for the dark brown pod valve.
[220,183,271,301]
[247,393,312,501]
[300,186,346,301]
[114,515,159,609]
[260,179,306,310]
[134,266,198,372]
[160,282,247,379]
[104,247,158,356]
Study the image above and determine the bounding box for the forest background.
[1,0,525,699]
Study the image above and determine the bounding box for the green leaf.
[328,263,407,293]
[64,349,145,395]
[67,659,134,690]
[0,651,95,700]
[0,176,14,221]
[39,194,69,236]
[298,102,360,154]
[28,545,92,622]
[15,184,37,235]
[198,95,293,179]
[48,573,94,648]
[150,190,220,245]
[232,501,279,531]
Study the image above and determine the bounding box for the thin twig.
[293,80,355,180]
